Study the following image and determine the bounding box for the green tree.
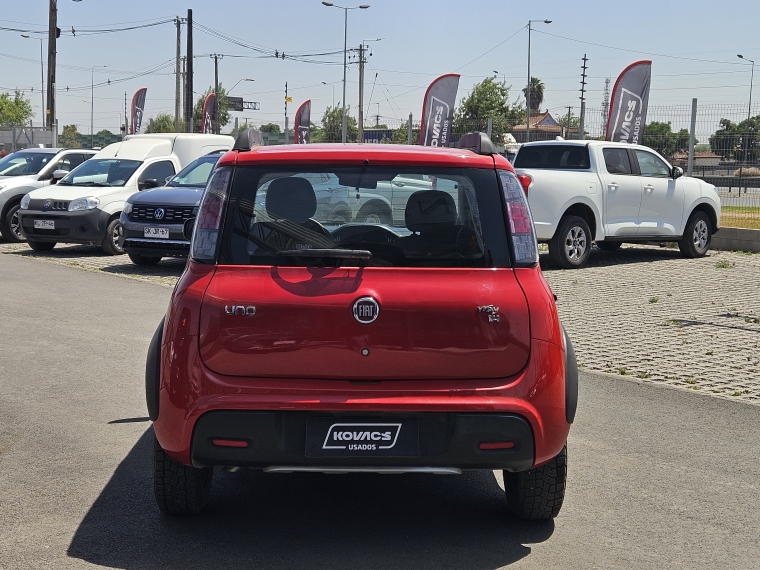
[321,104,357,142]
[455,77,524,144]
[309,123,325,143]
[521,77,545,113]
[97,129,114,136]
[193,85,230,133]
[59,125,81,148]
[0,89,34,126]
[150,113,179,133]
[709,116,760,162]
[385,119,419,144]
[643,121,693,158]
[260,123,281,134]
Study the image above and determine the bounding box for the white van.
[17,134,234,254]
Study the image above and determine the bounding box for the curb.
[712,227,760,253]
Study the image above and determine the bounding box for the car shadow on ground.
[539,245,687,272]
[67,428,554,570]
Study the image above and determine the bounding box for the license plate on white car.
[144,227,170,239]
[34,220,55,229]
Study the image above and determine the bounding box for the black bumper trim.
[190,411,535,471]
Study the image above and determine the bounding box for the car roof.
[520,140,653,151]
[220,143,511,170]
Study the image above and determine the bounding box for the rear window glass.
[514,145,590,169]
[219,166,510,268]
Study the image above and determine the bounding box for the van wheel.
[101,218,124,255]
[504,445,567,520]
[1,203,25,242]
[549,216,592,269]
[596,240,622,251]
[27,240,56,252]
[154,437,213,515]
[357,204,392,225]
[678,211,711,258]
[128,253,162,266]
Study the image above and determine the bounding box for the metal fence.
[0,126,55,152]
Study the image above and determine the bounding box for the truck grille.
[128,205,196,223]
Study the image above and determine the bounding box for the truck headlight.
[68,196,100,211]
[20,193,31,210]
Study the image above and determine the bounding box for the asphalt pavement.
[1,253,758,569]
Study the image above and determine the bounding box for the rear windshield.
[219,166,510,268]
[514,145,590,169]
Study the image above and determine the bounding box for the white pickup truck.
[513,140,721,268]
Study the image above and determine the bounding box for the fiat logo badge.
[43,200,51,210]
[154,208,165,220]
[353,297,379,324]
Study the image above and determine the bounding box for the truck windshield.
[514,145,590,170]
[0,151,56,177]
[166,154,219,188]
[58,159,142,187]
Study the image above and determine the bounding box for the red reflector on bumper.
[479,441,515,450]
[212,438,249,448]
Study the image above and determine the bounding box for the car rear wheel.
[128,252,162,266]
[27,240,56,252]
[504,444,567,520]
[678,211,711,258]
[549,216,592,269]
[595,240,622,251]
[1,203,25,242]
[101,218,124,256]
[154,437,213,515]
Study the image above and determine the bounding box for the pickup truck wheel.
[1,203,25,242]
[128,253,162,266]
[678,211,711,258]
[357,204,392,225]
[27,240,56,252]
[549,216,592,269]
[596,241,622,251]
[100,218,125,256]
[154,437,213,515]
[504,445,567,520]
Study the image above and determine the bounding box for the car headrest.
[265,177,317,223]
[524,150,542,167]
[566,149,585,167]
[405,190,457,232]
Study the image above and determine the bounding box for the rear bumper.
[191,411,534,472]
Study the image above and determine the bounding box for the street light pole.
[322,2,370,143]
[322,82,335,108]
[21,35,45,127]
[738,54,755,188]
[91,65,107,148]
[228,78,254,94]
[526,19,551,144]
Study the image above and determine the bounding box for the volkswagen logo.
[352,297,379,324]
[43,200,50,210]
[154,208,165,220]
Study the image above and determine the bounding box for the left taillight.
[516,174,532,196]
[499,170,538,266]
[191,167,232,262]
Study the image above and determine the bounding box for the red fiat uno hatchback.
[147,131,577,519]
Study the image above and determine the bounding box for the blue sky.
[3,0,759,135]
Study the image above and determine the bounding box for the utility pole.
[124,91,128,137]
[175,17,182,131]
[46,0,57,130]
[185,9,193,133]
[211,53,222,134]
[357,43,366,143]
[180,56,186,128]
[376,102,379,127]
[284,82,289,143]
[565,106,573,139]
[601,77,611,139]
[579,54,588,140]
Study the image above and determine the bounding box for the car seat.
[398,190,470,260]
[566,149,586,168]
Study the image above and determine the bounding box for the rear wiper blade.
[277,248,372,260]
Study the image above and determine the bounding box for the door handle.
[608,183,618,191]
[644,184,654,192]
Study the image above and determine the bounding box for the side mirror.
[672,166,684,179]
[51,170,68,185]
[183,217,196,241]
[139,178,160,191]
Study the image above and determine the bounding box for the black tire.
[27,240,56,252]
[548,216,592,269]
[1,202,25,242]
[357,203,392,225]
[678,211,711,258]
[504,445,567,520]
[154,437,213,515]
[100,217,125,256]
[596,240,622,251]
[128,252,162,266]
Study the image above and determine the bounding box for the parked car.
[146,131,577,519]
[0,148,95,241]
[513,140,721,268]
[119,151,226,266]
[18,134,234,254]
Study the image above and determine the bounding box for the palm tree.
[521,77,545,113]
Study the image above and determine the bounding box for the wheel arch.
[557,199,601,241]
[689,201,719,233]
[357,197,392,218]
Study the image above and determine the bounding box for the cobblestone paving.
[2,239,758,405]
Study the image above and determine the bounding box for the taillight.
[499,170,538,266]
[191,167,232,261]
[516,174,532,196]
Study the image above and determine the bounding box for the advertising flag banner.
[419,74,460,146]
[202,93,217,134]
[294,100,311,144]
[129,88,147,134]
[606,60,652,144]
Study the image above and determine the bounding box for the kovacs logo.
[424,96,451,147]
[612,88,644,144]
[322,423,401,451]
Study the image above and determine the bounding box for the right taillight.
[191,167,232,262]
[499,170,538,266]
[516,174,532,196]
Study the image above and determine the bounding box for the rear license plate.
[305,417,419,457]
[34,219,55,229]
[144,227,170,239]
